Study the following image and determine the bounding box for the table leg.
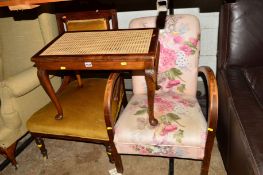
[155,43,161,90]
[37,69,63,120]
[56,76,72,96]
[145,69,158,126]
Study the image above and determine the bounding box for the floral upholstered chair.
[108,15,218,175]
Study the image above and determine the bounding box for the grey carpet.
[1,137,226,175]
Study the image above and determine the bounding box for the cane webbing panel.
[41,29,153,55]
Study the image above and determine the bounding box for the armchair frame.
[198,66,218,174]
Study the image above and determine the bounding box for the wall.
[0,17,45,79]
[0,12,58,80]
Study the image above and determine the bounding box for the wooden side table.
[32,28,160,126]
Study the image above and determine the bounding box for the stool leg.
[105,144,114,163]
[35,137,48,159]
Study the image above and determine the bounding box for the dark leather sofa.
[217,0,263,174]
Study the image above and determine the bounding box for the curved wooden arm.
[198,66,218,132]
[104,73,127,140]
[198,66,218,173]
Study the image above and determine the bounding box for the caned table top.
[40,29,153,55]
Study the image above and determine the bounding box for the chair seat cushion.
[27,79,109,141]
[114,91,207,159]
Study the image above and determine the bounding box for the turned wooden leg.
[35,137,48,159]
[105,143,123,173]
[0,142,17,168]
[105,144,114,163]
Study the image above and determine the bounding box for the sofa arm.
[1,67,42,97]
[0,67,61,148]
[0,67,39,130]
[0,67,58,129]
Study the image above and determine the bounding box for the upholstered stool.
[27,79,109,140]
[27,73,126,173]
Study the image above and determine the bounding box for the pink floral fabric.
[114,92,207,159]
[130,15,200,96]
[114,15,206,160]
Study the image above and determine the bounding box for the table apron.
[34,61,155,70]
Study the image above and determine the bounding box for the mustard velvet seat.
[27,79,108,141]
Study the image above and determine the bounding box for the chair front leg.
[105,143,114,163]
[34,136,48,159]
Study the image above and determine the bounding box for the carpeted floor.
[1,136,226,175]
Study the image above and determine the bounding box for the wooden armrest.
[198,66,218,132]
[198,66,219,175]
[104,73,127,138]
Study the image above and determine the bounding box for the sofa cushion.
[114,92,207,159]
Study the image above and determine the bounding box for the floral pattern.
[130,15,200,96]
[157,17,200,94]
[114,92,207,159]
[114,15,206,160]
[131,93,198,145]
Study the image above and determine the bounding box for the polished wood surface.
[32,28,160,125]
[198,66,218,175]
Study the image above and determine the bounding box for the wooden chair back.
[56,9,118,34]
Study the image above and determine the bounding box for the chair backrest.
[129,15,200,96]
[56,9,118,34]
